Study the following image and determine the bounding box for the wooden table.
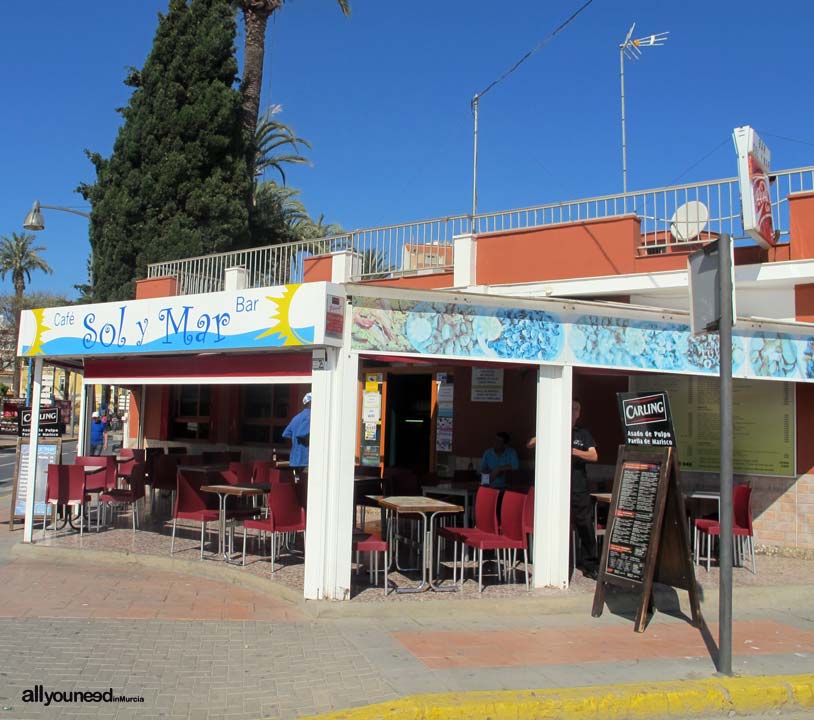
[201,483,264,563]
[377,496,463,593]
[179,463,229,473]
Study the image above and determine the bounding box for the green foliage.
[254,109,311,185]
[80,0,252,302]
[0,233,53,300]
[251,181,344,246]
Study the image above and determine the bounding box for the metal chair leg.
[524,548,530,591]
[171,519,176,554]
[242,526,248,566]
[200,522,205,560]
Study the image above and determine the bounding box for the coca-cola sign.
[734,126,776,248]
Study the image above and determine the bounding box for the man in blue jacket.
[283,393,311,473]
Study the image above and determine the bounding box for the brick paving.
[1,502,814,719]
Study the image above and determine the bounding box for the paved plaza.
[1,499,813,719]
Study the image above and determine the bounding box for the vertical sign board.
[593,393,701,632]
[9,438,62,530]
[733,126,775,248]
[435,375,455,476]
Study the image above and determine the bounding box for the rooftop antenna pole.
[619,24,669,194]
[471,94,480,233]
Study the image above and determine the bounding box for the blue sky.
[1,0,813,296]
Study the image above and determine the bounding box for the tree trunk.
[12,281,24,398]
[241,8,272,181]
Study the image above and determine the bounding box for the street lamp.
[619,24,669,194]
[23,200,90,230]
[23,200,92,436]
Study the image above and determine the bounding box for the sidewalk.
[1,507,813,720]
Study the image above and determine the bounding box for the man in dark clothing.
[571,399,598,577]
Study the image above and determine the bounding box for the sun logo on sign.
[255,285,305,346]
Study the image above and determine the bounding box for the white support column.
[23,358,44,543]
[453,233,477,288]
[138,385,146,448]
[303,345,359,600]
[331,250,363,283]
[533,364,573,589]
[77,381,92,456]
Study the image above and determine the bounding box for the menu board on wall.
[471,368,504,402]
[631,375,795,477]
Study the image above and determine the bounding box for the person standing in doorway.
[89,411,108,456]
[527,399,599,578]
[571,399,598,578]
[283,392,312,505]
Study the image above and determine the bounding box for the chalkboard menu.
[606,460,663,583]
[592,444,701,633]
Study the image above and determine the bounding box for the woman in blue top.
[479,432,519,490]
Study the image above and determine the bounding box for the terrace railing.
[148,166,814,295]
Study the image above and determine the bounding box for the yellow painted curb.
[301,674,814,720]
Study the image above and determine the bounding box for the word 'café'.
[13,127,814,602]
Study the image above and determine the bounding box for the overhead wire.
[472,0,596,111]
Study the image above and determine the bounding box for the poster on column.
[436,379,454,452]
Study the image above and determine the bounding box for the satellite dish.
[670,201,709,242]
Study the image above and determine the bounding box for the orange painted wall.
[361,273,454,290]
[796,384,814,475]
[448,366,537,469]
[135,276,178,300]
[303,256,332,283]
[476,216,642,285]
[143,385,168,441]
[790,192,814,261]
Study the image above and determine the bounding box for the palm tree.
[254,109,312,186]
[0,232,53,395]
[236,0,350,177]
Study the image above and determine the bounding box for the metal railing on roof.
[147,166,814,294]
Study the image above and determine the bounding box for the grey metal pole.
[620,46,628,195]
[718,233,734,676]
[471,94,479,233]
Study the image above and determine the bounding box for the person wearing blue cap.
[283,392,312,472]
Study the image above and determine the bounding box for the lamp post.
[24,200,91,439]
[619,24,669,194]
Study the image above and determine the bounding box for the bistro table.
[422,481,479,528]
[377,496,463,593]
[200,483,264,563]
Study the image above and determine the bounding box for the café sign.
[18,283,341,359]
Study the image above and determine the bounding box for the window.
[239,385,290,444]
[170,385,211,440]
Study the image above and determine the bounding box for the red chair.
[241,483,306,570]
[117,448,146,486]
[253,461,293,485]
[171,470,219,559]
[353,531,389,594]
[437,486,500,584]
[223,462,253,485]
[43,464,89,537]
[695,484,756,574]
[101,464,146,532]
[463,490,530,592]
[523,486,535,563]
[75,456,116,492]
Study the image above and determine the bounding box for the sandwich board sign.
[592,392,701,632]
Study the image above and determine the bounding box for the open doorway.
[385,373,432,472]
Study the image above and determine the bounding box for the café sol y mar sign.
[17,282,340,358]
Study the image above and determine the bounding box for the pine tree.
[80,0,252,301]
